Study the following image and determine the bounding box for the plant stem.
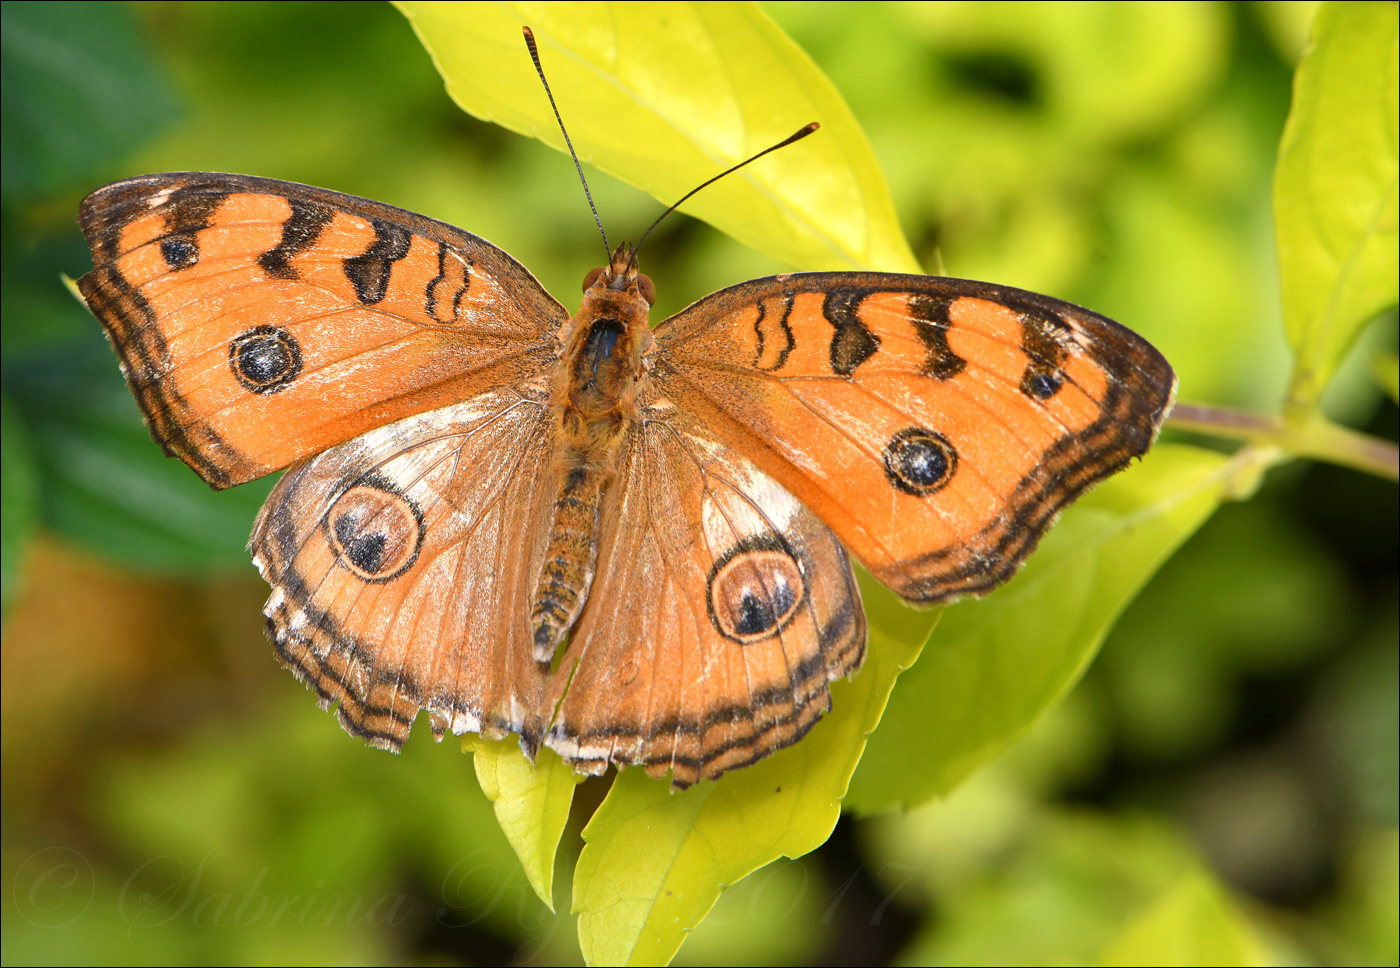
[1166,403,1399,481]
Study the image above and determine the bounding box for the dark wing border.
[76,172,567,487]
[651,272,1177,603]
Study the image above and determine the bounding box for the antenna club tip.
[775,122,820,149]
[522,25,534,40]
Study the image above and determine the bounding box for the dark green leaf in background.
[1,393,38,612]
[1,0,268,573]
[20,347,275,571]
[892,815,1261,966]
[0,0,177,198]
[1097,497,1354,761]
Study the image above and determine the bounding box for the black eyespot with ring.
[882,427,958,496]
[229,325,302,394]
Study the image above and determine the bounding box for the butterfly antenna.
[523,26,610,260]
[635,122,820,252]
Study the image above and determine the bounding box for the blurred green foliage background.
[1,1,1395,964]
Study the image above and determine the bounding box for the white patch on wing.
[445,707,482,736]
[548,734,613,766]
[342,391,545,501]
[739,466,802,533]
[699,458,802,550]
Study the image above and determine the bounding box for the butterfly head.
[583,243,655,308]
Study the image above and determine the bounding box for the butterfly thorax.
[529,250,654,662]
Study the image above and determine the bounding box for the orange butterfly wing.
[543,387,865,787]
[77,173,565,488]
[650,274,1175,602]
[250,379,559,750]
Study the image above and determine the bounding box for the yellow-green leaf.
[846,444,1236,814]
[571,582,935,966]
[1099,869,1272,967]
[1275,1,1399,406]
[465,735,582,909]
[393,0,918,273]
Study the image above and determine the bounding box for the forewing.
[543,390,866,788]
[251,380,558,750]
[651,274,1176,603]
[78,172,566,488]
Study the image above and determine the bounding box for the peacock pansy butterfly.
[75,42,1174,788]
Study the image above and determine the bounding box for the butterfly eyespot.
[883,427,958,496]
[1017,308,1070,400]
[708,545,806,644]
[160,236,199,270]
[324,482,424,583]
[229,325,302,394]
[582,267,605,291]
[1020,368,1064,400]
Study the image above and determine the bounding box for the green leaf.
[1098,499,1351,762]
[0,0,178,199]
[1,232,97,354]
[1085,171,1293,412]
[1274,1,1399,406]
[899,2,1229,144]
[892,812,1206,966]
[845,444,1234,814]
[1,393,39,614]
[8,337,273,572]
[393,0,918,273]
[0,44,251,574]
[1099,869,1271,967]
[1370,350,1400,404]
[671,858,830,966]
[465,735,582,910]
[1325,828,1400,965]
[571,581,935,966]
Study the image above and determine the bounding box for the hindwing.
[543,387,866,787]
[250,380,559,750]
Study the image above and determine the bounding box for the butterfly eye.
[708,546,806,644]
[582,267,605,292]
[637,273,656,306]
[325,482,425,583]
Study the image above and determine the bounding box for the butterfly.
[75,166,1174,789]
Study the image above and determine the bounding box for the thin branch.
[1166,402,1398,481]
